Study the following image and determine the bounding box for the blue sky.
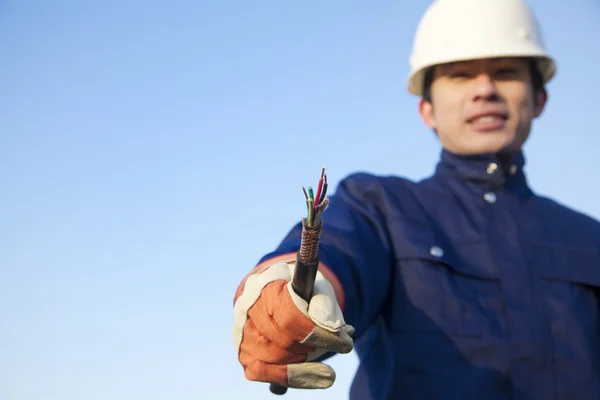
[1,1,599,399]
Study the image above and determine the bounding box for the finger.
[287,362,336,389]
[249,281,316,344]
[240,317,309,364]
[240,356,336,390]
[240,357,288,387]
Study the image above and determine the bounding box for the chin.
[453,137,518,155]
[468,131,522,153]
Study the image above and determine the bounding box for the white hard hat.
[407,0,557,96]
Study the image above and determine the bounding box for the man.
[232,0,600,398]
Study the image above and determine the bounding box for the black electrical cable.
[269,168,329,396]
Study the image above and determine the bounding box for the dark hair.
[421,59,545,103]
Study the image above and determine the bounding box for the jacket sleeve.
[257,173,394,340]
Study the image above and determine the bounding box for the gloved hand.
[232,261,355,389]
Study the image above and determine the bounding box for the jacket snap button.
[430,246,444,257]
[484,192,497,204]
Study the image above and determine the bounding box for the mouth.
[467,113,508,123]
[467,112,508,132]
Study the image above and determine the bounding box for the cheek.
[501,86,536,121]
[431,95,463,128]
[515,97,536,127]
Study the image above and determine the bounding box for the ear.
[533,88,548,118]
[419,98,437,129]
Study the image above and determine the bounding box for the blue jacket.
[259,150,600,399]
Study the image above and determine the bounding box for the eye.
[495,67,518,77]
[450,71,470,79]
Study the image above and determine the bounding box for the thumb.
[301,325,354,354]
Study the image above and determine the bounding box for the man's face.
[418,57,547,155]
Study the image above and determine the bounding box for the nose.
[472,73,499,101]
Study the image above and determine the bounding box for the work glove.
[232,261,355,389]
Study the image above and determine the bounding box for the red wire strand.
[313,168,325,209]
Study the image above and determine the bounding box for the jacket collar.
[434,148,528,189]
